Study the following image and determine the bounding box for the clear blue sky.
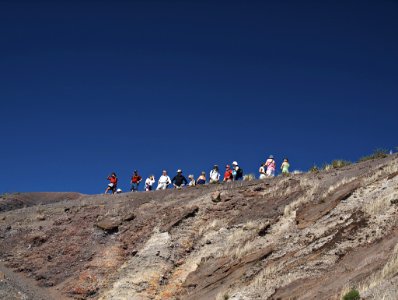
[1,0,397,194]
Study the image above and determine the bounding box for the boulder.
[96,218,121,234]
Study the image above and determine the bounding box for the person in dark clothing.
[172,169,188,189]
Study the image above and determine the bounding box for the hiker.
[259,163,267,179]
[196,171,206,185]
[171,169,188,189]
[281,158,290,175]
[130,170,142,192]
[188,174,196,187]
[223,165,233,182]
[105,172,118,194]
[265,155,276,177]
[145,175,155,191]
[232,161,243,180]
[209,165,220,183]
[156,170,171,190]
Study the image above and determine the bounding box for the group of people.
[104,156,290,194]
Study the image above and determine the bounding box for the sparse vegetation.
[243,174,256,181]
[359,149,389,162]
[309,165,319,173]
[342,289,360,300]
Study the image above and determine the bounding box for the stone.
[390,198,398,205]
[96,218,121,234]
[211,191,222,203]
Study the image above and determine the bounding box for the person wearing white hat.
[171,169,188,189]
[156,170,171,190]
[265,155,276,177]
[232,161,243,180]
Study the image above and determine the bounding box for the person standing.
[232,161,243,181]
[281,158,290,175]
[209,165,220,183]
[105,172,118,194]
[259,163,267,179]
[157,170,171,190]
[145,175,155,191]
[130,170,142,192]
[265,155,276,177]
[171,169,188,189]
[223,165,233,182]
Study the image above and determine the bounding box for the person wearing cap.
[232,161,243,181]
[145,175,155,191]
[197,171,207,185]
[156,170,171,190]
[223,165,233,182]
[130,170,142,192]
[171,169,188,189]
[265,155,276,177]
[188,174,196,187]
[209,165,220,184]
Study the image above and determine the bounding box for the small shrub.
[342,289,360,300]
[309,165,319,173]
[331,160,351,168]
[359,149,389,162]
[243,174,256,181]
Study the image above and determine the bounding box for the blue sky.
[1,0,397,194]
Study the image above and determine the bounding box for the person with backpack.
[232,161,243,180]
[209,165,220,183]
[281,158,290,175]
[171,169,188,189]
[156,170,171,190]
[259,162,267,179]
[130,170,142,192]
[223,165,233,182]
[105,172,118,194]
[265,155,276,177]
[145,175,155,191]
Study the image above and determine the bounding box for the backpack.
[236,168,243,179]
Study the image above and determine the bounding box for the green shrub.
[359,149,389,162]
[342,289,360,300]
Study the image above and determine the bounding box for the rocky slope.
[0,155,398,300]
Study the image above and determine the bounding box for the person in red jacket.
[105,172,118,194]
[223,165,233,182]
[130,170,142,192]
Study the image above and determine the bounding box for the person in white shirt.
[209,165,220,183]
[145,175,155,191]
[188,175,196,187]
[259,163,267,179]
[156,170,171,190]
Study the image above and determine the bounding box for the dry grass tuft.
[243,174,256,181]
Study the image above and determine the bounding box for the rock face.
[0,155,398,300]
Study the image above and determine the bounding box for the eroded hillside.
[1,155,398,300]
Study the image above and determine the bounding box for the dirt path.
[0,261,68,300]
